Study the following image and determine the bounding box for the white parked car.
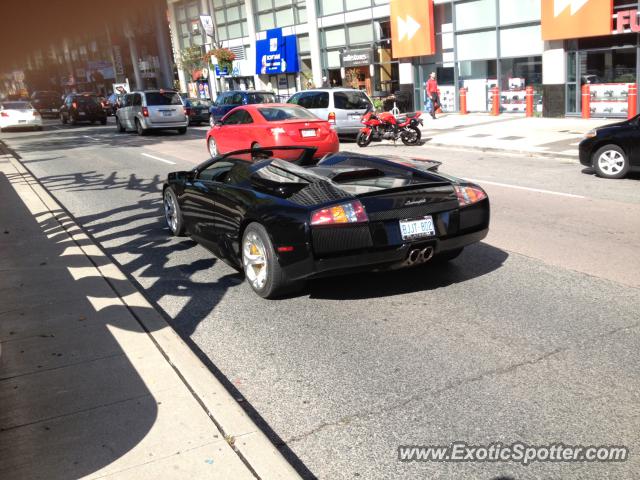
[0,101,43,131]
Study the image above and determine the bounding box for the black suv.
[31,91,62,118]
[60,93,107,125]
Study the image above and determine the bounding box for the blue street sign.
[255,28,299,75]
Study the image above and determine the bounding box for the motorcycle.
[356,108,423,147]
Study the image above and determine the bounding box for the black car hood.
[596,119,632,134]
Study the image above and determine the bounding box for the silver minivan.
[286,88,373,136]
[116,90,188,135]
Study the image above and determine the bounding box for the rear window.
[333,91,371,110]
[76,96,99,105]
[247,93,276,104]
[258,106,318,122]
[145,92,182,106]
[292,92,329,109]
[2,102,31,109]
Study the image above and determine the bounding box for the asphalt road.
[2,119,640,479]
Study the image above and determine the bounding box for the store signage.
[541,0,613,40]
[341,49,373,68]
[200,15,214,38]
[616,10,640,33]
[255,28,299,75]
[390,0,435,58]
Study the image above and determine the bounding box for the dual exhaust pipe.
[405,246,434,266]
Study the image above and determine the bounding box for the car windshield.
[247,93,276,104]
[334,91,371,110]
[145,91,182,106]
[258,106,318,122]
[2,101,31,110]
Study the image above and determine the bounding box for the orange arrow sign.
[391,0,435,58]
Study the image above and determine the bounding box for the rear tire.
[136,119,147,136]
[401,126,421,146]
[593,144,629,179]
[356,131,372,147]
[100,118,107,125]
[242,222,294,299]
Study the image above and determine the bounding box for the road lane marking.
[466,178,586,199]
[141,152,176,165]
[83,135,99,141]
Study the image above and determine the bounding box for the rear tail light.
[328,112,336,125]
[72,102,78,109]
[1,112,8,117]
[311,200,368,226]
[142,106,149,117]
[454,185,487,207]
[185,107,191,116]
[270,127,286,136]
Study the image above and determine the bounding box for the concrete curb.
[2,146,302,480]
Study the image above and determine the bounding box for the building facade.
[166,0,640,117]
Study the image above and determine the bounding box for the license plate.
[301,129,316,137]
[162,111,173,117]
[52,108,58,112]
[399,216,436,240]
[18,120,26,124]
[79,112,86,116]
[349,114,361,120]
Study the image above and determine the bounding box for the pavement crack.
[284,348,565,445]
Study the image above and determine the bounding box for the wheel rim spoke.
[243,233,267,289]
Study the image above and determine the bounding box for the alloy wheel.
[208,137,218,157]
[243,232,268,290]
[164,190,178,233]
[597,150,625,175]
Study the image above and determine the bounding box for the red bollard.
[491,86,500,116]
[459,87,467,115]
[627,83,637,119]
[581,84,591,119]
[525,86,534,117]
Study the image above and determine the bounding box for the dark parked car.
[180,94,212,125]
[31,91,61,118]
[163,147,490,298]
[209,90,276,126]
[60,93,107,125]
[579,116,640,179]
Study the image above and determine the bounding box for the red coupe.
[206,103,339,159]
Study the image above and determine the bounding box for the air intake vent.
[229,46,245,60]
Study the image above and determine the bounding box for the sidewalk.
[0,148,301,479]
[418,113,615,158]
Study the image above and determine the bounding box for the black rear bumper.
[282,227,488,281]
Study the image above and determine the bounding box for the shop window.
[374,63,399,95]
[324,27,346,48]
[499,57,542,113]
[499,0,540,25]
[320,0,344,16]
[456,31,497,61]
[579,48,636,116]
[275,8,295,27]
[499,26,543,58]
[347,0,371,11]
[457,60,497,112]
[455,0,496,31]
[348,24,374,45]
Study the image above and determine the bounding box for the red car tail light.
[142,106,149,117]
[454,185,487,207]
[0,112,8,117]
[72,101,78,109]
[311,200,368,226]
[328,112,336,125]
[270,127,286,136]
